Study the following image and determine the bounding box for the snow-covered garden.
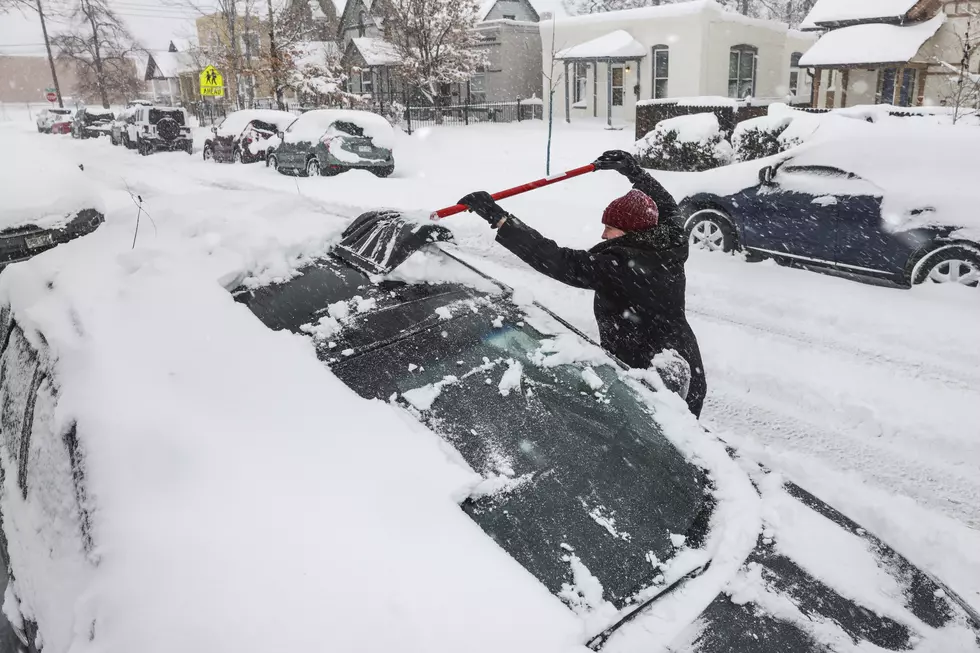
[0,111,978,651]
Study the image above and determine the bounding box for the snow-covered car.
[679,123,980,289]
[109,106,137,147]
[127,106,193,155]
[35,107,73,133]
[0,149,104,272]
[268,109,395,177]
[70,107,114,140]
[203,109,296,164]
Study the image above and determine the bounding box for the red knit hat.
[602,190,659,232]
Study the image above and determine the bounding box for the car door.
[735,165,841,263]
[278,118,304,167]
[835,194,920,278]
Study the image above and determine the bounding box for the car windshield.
[331,304,708,608]
[149,109,185,125]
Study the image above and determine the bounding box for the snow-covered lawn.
[2,115,979,622]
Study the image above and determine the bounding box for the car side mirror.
[759,166,776,186]
[211,126,217,134]
[277,131,284,139]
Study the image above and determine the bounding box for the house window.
[573,62,588,103]
[358,10,367,37]
[789,51,802,95]
[502,13,516,19]
[878,67,918,106]
[729,45,757,98]
[652,45,669,99]
[360,69,374,95]
[469,69,487,103]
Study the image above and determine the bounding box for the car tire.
[233,148,242,164]
[268,154,281,173]
[203,144,213,161]
[911,245,980,288]
[371,166,394,178]
[684,208,736,253]
[305,158,320,177]
[138,139,151,156]
[36,125,43,133]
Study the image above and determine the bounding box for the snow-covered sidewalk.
[4,118,979,612]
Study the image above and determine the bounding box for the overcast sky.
[0,0,565,57]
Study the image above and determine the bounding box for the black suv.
[70,108,114,139]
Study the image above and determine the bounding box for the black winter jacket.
[494,176,706,417]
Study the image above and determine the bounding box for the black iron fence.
[401,99,543,133]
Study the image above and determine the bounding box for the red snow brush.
[429,164,597,220]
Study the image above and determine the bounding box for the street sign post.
[199,66,225,98]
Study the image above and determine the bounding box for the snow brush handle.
[430,164,597,220]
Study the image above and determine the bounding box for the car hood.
[602,471,980,652]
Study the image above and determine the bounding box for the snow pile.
[215,109,297,137]
[555,30,646,60]
[1,152,104,232]
[635,113,733,172]
[799,13,944,67]
[284,109,396,150]
[800,0,917,28]
[0,165,586,653]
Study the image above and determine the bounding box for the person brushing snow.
[458,150,706,418]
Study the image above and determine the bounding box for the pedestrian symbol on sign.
[199,65,225,98]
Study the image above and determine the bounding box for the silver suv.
[128,106,193,155]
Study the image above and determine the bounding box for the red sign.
[46,92,57,102]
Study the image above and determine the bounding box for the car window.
[149,109,185,126]
[331,305,708,608]
[329,121,364,137]
[781,165,858,180]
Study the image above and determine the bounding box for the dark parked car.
[70,108,114,139]
[0,208,103,272]
[679,137,980,289]
[231,213,980,651]
[267,109,394,177]
[203,109,296,163]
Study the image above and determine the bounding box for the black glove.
[594,150,644,180]
[458,191,510,228]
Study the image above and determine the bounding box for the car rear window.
[149,109,185,126]
[331,121,364,137]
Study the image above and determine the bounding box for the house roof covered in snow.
[798,12,944,67]
[145,50,196,80]
[350,37,401,65]
[800,0,919,30]
[555,30,646,60]
[549,0,786,31]
[291,40,340,68]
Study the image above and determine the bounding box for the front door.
[611,64,625,120]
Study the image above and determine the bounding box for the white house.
[540,0,816,125]
[799,0,980,108]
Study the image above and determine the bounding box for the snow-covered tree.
[385,0,487,105]
[52,0,143,108]
[286,44,365,108]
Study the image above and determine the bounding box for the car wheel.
[268,154,280,173]
[36,125,43,133]
[685,209,736,253]
[138,140,150,156]
[912,246,980,288]
[203,145,213,161]
[233,148,242,164]
[370,166,394,178]
[305,158,320,177]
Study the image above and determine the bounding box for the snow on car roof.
[1,143,103,232]
[215,109,297,137]
[289,109,395,148]
[798,13,944,67]
[0,185,589,653]
[800,0,917,29]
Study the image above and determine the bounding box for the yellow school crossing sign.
[199,65,224,97]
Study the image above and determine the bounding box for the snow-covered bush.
[731,114,794,162]
[634,113,733,172]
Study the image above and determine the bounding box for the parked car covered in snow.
[109,106,137,147]
[678,124,980,289]
[0,149,104,272]
[203,109,296,164]
[267,109,395,177]
[35,107,73,133]
[127,106,193,155]
[70,107,114,139]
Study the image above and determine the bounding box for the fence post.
[405,89,413,135]
[517,98,522,122]
[465,82,470,126]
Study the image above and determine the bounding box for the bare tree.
[939,5,980,124]
[543,16,564,174]
[52,0,143,108]
[385,0,487,107]
[1,0,66,107]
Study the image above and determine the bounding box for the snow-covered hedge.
[634,113,733,172]
[731,114,794,162]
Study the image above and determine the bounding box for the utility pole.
[36,0,64,108]
[266,0,283,110]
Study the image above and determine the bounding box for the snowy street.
[5,118,977,611]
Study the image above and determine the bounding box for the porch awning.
[799,13,944,67]
[555,30,646,61]
[351,37,401,66]
[800,0,917,30]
